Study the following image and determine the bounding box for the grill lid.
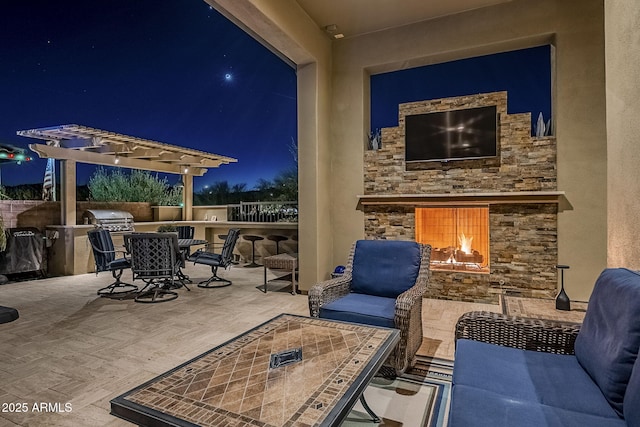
[83,209,134,231]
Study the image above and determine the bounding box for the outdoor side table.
[263,253,298,295]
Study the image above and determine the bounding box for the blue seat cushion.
[453,339,620,419]
[108,258,131,270]
[351,240,421,298]
[189,252,222,267]
[449,384,625,427]
[575,268,640,416]
[319,293,395,328]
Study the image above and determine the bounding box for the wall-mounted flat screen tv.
[405,105,498,163]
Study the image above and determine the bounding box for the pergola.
[17,124,237,224]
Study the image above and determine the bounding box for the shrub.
[88,168,182,205]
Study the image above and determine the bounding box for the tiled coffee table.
[110,314,399,426]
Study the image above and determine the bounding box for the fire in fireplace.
[415,207,490,273]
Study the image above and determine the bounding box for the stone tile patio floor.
[0,264,583,426]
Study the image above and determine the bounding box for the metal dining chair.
[87,228,137,297]
[188,228,240,288]
[124,233,184,303]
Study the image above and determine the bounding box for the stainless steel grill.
[83,209,135,232]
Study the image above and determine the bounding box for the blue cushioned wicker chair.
[87,228,137,297]
[309,240,432,375]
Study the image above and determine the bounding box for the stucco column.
[182,174,193,221]
[60,159,76,226]
[605,0,640,269]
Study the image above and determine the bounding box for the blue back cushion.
[575,268,640,416]
[88,229,115,271]
[351,240,421,298]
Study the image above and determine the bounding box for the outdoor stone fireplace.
[416,207,490,274]
[360,92,567,303]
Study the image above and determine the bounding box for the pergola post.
[60,159,77,226]
[182,174,193,221]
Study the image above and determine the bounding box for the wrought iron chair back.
[124,232,183,303]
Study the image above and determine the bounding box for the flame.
[458,232,473,254]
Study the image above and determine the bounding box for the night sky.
[1,0,551,192]
[0,0,297,191]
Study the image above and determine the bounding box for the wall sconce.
[114,155,120,164]
[175,176,184,189]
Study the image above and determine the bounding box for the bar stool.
[267,235,288,255]
[243,235,264,268]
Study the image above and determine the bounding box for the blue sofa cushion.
[453,339,620,419]
[575,268,640,416]
[350,240,421,298]
[449,384,626,427]
[624,352,640,425]
[319,293,395,328]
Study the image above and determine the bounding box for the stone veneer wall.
[363,92,558,303]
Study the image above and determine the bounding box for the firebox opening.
[415,207,490,274]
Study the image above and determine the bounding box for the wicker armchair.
[309,240,431,375]
[455,311,582,355]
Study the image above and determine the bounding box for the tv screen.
[405,105,498,163]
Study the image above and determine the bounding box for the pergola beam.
[29,143,209,176]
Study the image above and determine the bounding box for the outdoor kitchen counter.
[46,221,298,276]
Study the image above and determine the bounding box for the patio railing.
[227,201,298,223]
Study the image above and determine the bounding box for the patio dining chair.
[176,225,195,239]
[87,228,137,297]
[188,228,240,288]
[124,232,184,303]
[176,225,195,257]
[309,239,432,376]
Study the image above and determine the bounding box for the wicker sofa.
[450,268,640,427]
[308,240,431,375]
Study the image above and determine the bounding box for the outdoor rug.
[343,372,451,427]
[502,295,587,323]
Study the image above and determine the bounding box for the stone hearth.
[361,92,564,303]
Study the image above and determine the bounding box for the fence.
[227,201,298,223]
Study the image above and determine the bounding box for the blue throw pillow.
[350,240,421,298]
[575,268,640,416]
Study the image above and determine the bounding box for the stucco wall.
[330,0,606,301]
[210,0,612,299]
[605,0,640,270]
